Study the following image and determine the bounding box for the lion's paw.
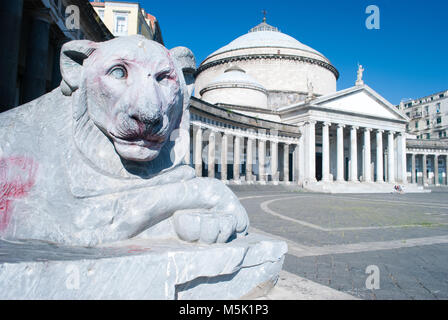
[173,211,244,244]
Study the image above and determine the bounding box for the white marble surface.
[0,233,287,299]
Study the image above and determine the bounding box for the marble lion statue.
[0,35,249,246]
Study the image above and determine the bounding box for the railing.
[412,112,422,119]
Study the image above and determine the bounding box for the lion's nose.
[130,112,163,134]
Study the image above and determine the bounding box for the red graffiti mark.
[126,245,150,254]
[0,157,38,231]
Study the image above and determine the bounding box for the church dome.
[195,20,338,110]
[206,22,326,61]
[200,66,268,109]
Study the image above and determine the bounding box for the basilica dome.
[195,20,339,109]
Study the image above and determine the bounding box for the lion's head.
[59,36,195,167]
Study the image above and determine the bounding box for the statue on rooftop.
[356,63,365,86]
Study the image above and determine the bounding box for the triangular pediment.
[313,85,408,121]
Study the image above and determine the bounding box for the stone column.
[194,126,203,177]
[422,154,428,186]
[208,131,216,178]
[258,138,266,183]
[283,143,290,182]
[363,128,372,182]
[397,132,407,184]
[0,0,23,109]
[246,137,254,183]
[446,155,448,185]
[233,135,241,182]
[322,122,331,182]
[298,126,305,183]
[303,121,317,182]
[376,130,384,183]
[221,133,228,181]
[336,124,345,182]
[387,131,395,183]
[271,140,279,182]
[411,154,416,184]
[184,127,192,166]
[349,126,358,182]
[23,13,51,103]
[434,154,439,186]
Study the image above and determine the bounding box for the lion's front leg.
[171,177,249,244]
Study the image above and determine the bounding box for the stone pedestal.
[0,233,287,300]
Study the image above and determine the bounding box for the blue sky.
[136,0,447,105]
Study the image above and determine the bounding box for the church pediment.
[312,85,408,122]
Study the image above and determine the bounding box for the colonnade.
[303,121,408,184]
[189,122,300,183]
[408,153,448,186]
[188,120,448,186]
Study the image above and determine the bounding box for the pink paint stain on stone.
[0,157,38,231]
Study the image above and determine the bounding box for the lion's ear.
[60,40,97,96]
[170,47,196,97]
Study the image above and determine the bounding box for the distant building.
[400,89,448,140]
[0,0,113,112]
[90,1,163,44]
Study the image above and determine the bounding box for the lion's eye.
[156,71,171,83]
[109,66,127,79]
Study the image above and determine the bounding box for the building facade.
[401,90,448,140]
[188,20,448,191]
[0,0,113,112]
[91,1,163,44]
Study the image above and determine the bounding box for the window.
[439,131,443,138]
[415,121,419,129]
[426,133,431,139]
[437,117,442,124]
[426,119,430,126]
[425,105,429,114]
[98,9,104,19]
[436,103,441,113]
[444,131,447,137]
[114,12,129,36]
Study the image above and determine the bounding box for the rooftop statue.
[356,64,365,86]
[0,35,249,246]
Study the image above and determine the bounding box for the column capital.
[323,121,332,127]
[364,127,372,132]
[376,129,384,134]
[337,123,346,128]
[305,120,317,125]
[351,126,359,130]
[388,130,395,135]
[398,131,406,136]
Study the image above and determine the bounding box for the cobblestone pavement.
[233,188,448,300]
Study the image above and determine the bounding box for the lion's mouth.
[110,132,166,149]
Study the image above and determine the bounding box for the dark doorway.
[345,157,349,181]
[289,153,293,182]
[316,152,322,181]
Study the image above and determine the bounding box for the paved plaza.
[232,186,448,300]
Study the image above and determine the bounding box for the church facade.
[186,20,448,192]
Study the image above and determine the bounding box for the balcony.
[412,112,422,119]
